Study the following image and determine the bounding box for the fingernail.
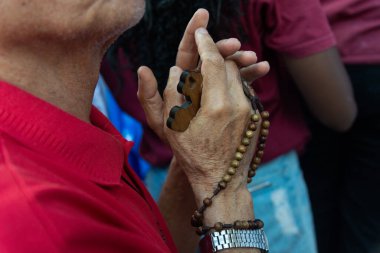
[196,27,208,35]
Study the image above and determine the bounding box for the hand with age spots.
[137,9,269,253]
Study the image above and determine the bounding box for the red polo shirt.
[0,80,177,252]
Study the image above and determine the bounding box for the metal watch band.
[200,229,269,253]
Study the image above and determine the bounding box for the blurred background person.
[301,1,380,252]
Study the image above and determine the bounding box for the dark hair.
[106,0,242,94]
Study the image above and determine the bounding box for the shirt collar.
[0,80,133,186]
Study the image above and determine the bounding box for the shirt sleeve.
[262,0,336,58]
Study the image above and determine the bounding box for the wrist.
[197,187,254,226]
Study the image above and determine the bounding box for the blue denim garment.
[145,151,317,253]
[249,151,317,253]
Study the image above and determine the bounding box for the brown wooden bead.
[259,136,267,143]
[234,220,242,229]
[214,222,223,232]
[257,150,264,158]
[261,129,269,137]
[251,163,258,170]
[235,152,244,161]
[227,167,236,175]
[262,120,270,129]
[249,123,257,131]
[194,210,203,219]
[223,174,232,183]
[237,145,247,153]
[231,160,240,168]
[219,181,227,189]
[203,198,212,207]
[246,130,254,139]
[247,178,252,184]
[251,114,260,122]
[248,170,256,178]
[255,219,264,229]
[242,221,250,229]
[258,143,266,150]
[242,137,250,146]
[261,111,270,119]
[253,157,262,165]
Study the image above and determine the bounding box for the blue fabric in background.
[93,76,150,180]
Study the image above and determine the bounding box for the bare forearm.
[158,159,199,253]
[284,47,357,132]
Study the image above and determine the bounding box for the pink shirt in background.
[320,0,380,64]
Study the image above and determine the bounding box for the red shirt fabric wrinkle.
[320,0,380,64]
[0,81,177,253]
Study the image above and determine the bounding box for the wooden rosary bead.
[242,221,250,229]
[234,220,243,229]
[255,219,264,229]
[227,167,236,175]
[237,145,247,153]
[218,181,227,189]
[253,157,262,165]
[256,150,264,158]
[247,178,252,184]
[242,137,250,146]
[203,198,212,207]
[259,136,267,143]
[249,123,257,131]
[248,170,256,178]
[251,114,260,122]
[251,163,258,170]
[235,152,244,161]
[223,174,232,183]
[194,210,203,219]
[258,143,266,150]
[261,129,269,137]
[245,130,254,139]
[214,222,223,232]
[261,111,270,119]
[262,120,270,129]
[231,160,240,168]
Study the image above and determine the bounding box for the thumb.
[137,66,165,139]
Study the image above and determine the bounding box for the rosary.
[166,69,270,239]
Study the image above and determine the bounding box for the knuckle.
[237,103,251,118]
[206,102,233,118]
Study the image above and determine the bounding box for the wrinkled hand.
[138,9,269,141]
[137,9,269,202]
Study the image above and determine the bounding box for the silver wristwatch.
[200,229,269,253]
